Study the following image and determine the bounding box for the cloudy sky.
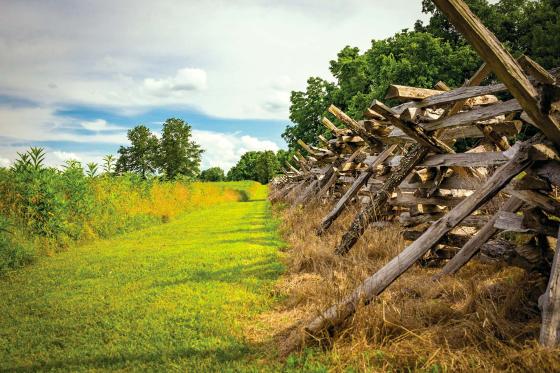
[0,0,427,170]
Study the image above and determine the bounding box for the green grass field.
[0,182,288,372]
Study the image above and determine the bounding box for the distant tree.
[255,151,280,184]
[227,151,260,182]
[227,150,280,184]
[200,167,225,182]
[158,118,203,180]
[275,149,295,171]
[115,125,159,178]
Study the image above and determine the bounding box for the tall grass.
[0,148,255,275]
[271,202,560,372]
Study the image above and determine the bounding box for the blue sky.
[0,0,426,170]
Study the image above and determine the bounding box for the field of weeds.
[0,147,260,275]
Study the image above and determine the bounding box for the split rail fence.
[270,0,560,348]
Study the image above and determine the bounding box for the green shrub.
[0,216,34,275]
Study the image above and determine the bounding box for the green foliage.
[115,119,203,180]
[7,149,68,239]
[0,147,242,274]
[283,77,337,148]
[227,151,260,182]
[86,162,98,178]
[227,150,281,184]
[115,125,159,178]
[284,0,560,150]
[342,32,479,118]
[0,216,34,275]
[275,149,296,171]
[159,118,203,180]
[102,154,116,175]
[200,166,225,182]
[416,0,560,68]
[283,32,479,150]
[415,0,497,47]
[255,150,280,185]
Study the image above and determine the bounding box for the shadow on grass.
[234,189,267,203]
[152,255,283,288]
[236,190,251,202]
[7,344,255,372]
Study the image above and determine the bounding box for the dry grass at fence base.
[266,202,560,372]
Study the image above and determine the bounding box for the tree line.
[283,0,560,150]
[199,150,292,184]
[113,118,288,184]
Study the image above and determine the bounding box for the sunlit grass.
[0,182,286,372]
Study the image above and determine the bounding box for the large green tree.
[283,31,479,150]
[227,151,260,182]
[334,32,479,118]
[159,118,203,180]
[254,151,280,184]
[415,0,560,68]
[115,125,159,178]
[283,0,559,152]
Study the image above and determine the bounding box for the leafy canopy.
[115,125,159,178]
[283,31,479,150]
[115,118,203,180]
[416,0,560,68]
[159,118,203,180]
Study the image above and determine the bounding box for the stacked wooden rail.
[270,0,560,349]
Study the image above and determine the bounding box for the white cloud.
[0,0,427,120]
[0,107,128,144]
[51,151,81,162]
[143,67,207,96]
[0,0,428,169]
[192,130,279,171]
[270,75,293,90]
[0,157,10,167]
[261,91,290,113]
[80,119,123,132]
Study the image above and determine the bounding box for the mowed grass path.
[0,184,285,372]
